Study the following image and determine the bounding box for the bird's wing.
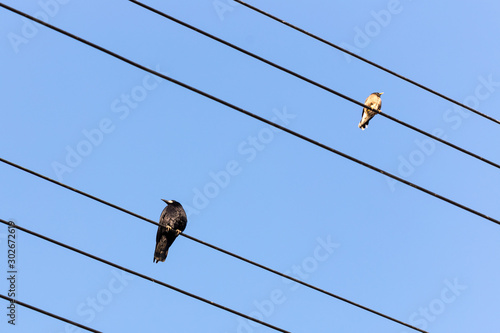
[367,95,382,112]
[371,100,381,112]
[155,226,163,243]
[161,205,178,225]
[161,205,185,228]
[363,94,376,113]
[159,207,169,227]
[364,94,374,104]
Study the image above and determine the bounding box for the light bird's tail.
[358,115,370,130]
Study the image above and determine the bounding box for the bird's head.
[162,199,178,205]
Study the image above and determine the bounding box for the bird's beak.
[161,199,171,204]
[379,92,384,95]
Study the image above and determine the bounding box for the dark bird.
[358,92,383,130]
[153,199,187,263]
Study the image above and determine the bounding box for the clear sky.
[1,0,499,332]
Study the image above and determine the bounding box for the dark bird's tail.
[153,235,169,263]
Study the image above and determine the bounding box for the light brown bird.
[358,92,383,130]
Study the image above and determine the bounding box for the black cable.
[129,0,500,172]
[0,294,102,333]
[0,157,427,333]
[0,3,496,327]
[0,219,290,333]
[0,3,497,226]
[234,0,500,126]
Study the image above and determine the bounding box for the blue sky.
[1,0,500,332]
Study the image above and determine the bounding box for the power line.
[1,4,497,227]
[234,0,500,126]
[0,5,489,331]
[0,294,102,333]
[0,219,290,333]
[0,157,427,333]
[1,0,498,326]
[129,0,500,172]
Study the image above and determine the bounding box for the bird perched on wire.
[358,92,383,130]
[153,199,187,263]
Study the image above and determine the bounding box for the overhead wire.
[0,4,497,226]
[0,294,102,333]
[0,3,497,330]
[128,0,500,171]
[0,219,290,333]
[0,157,427,333]
[233,0,500,126]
